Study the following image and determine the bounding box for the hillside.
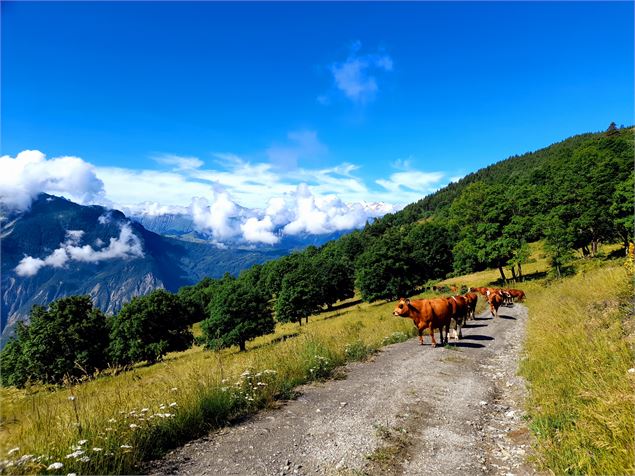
[0,195,286,337]
[367,126,633,230]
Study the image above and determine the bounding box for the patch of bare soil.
[146,304,539,476]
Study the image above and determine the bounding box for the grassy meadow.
[0,241,632,475]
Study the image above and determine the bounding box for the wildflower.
[105,427,114,432]
[16,455,34,465]
[120,445,132,449]
[129,423,139,429]
[108,418,117,423]
[66,450,84,459]
[67,396,76,401]
[221,386,229,392]
[92,447,103,452]
[241,370,251,377]
[78,456,90,463]
[7,447,19,456]
[221,379,229,384]
[77,440,87,446]
[47,462,64,470]
[169,402,177,407]
[263,369,277,375]
[257,382,267,386]
[170,387,178,392]
[140,408,149,413]
[68,473,78,476]
[159,404,166,409]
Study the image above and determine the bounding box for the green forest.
[2,125,633,387]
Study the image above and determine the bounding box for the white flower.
[67,473,78,476]
[92,447,102,452]
[170,387,178,392]
[105,427,114,431]
[67,396,76,401]
[241,370,251,377]
[257,382,267,386]
[47,462,64,470]
[129,423,139,429]
[66,450,84,459]
[120,444,132,449]
[78,456,90,463]
[140,408,149,413]
[159,404,166,409]
[77,440,87,445]
[169,402,177,407]
[7,447,19,456]
[108,418,117,423]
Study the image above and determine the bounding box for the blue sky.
[1,1,633,241]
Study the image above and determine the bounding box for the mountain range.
[1,195,298,339]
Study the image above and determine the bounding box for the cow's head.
[393,298,411,317]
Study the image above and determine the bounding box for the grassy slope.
[0,243,632,475]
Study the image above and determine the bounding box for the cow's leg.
[429,323,437,347]
[418,328,424,346]
[457,318,463,340]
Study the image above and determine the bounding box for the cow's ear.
[405,298,410,304]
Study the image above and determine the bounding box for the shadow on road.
[464,334,494,341]
[451,341,485,349]
[462,324,487,329]
[497,314,517,320]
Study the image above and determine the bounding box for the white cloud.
[240,216,278,244]
[327,41,394,104]
[15,225,144,277]
[376,171,445,194]
[0,150,105,211]
[154,154,204,171]
[190,193,242,242]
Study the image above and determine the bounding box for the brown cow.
[470,286,489,297]
[392,298,452,347]
[464,292,478,320]
[446,295,468,340]
[488,293,504,318]
[506,288,526,302]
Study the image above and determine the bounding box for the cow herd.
[392,286,526,347]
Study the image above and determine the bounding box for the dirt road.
[147,304,537,475]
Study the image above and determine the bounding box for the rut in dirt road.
[147,303,536,476]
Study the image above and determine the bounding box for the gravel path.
[147,304,538,476]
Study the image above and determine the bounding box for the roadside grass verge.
[520,264,634,475]
[0,297,418,475]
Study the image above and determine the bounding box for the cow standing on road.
[392,298,452,347]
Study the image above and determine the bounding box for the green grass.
[519,264,634,475]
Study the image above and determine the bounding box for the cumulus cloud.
[15,225,144,277]
[190,192,242,242]
[279,183,393,236]
[240,216,278,244]
[0,150,105,211]
[327,41,394,104]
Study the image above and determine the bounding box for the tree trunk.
[556,264,561,279]
[498,266,507,283]
[591,240,598,256]
[239,340,246,352]
[517,262,523,281]
[510,265,517,281]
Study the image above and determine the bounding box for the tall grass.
[520,265,634,475]
[0,298,417,475]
